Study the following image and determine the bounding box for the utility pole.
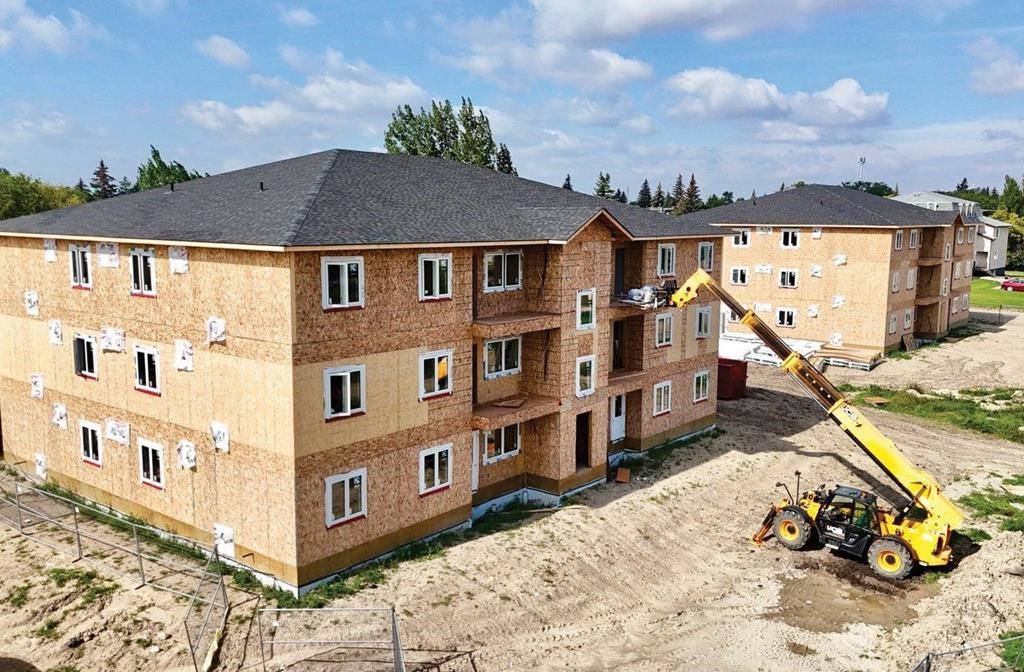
[858,157,866,181]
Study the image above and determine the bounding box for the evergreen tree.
[594,172,613,199]
[90,160,117,199]
[562,174,573,190]
[779,182,786,192]
[751,189,757,200]
[636,179,652,208]
[652,182,665,208]
[998,175,1024,216]
[136,146,201,192]
[74,178,92,202]
[495,143,516,175]
[956,177,969,192]
[670,173,685,206]
[612,188,627,203]
[683,174,703,213]
[118,176,135,195]
[720,190,734,205]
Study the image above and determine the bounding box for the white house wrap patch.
[48,320,62,345]
[52,403,67,429]
[206,317,226,343]
[30,374,43,399]
[43,239,56,262]
[177,440,197,469]
[23,291,39,317]
[174,340,194,371]
[169,246,189,274]
[100,327,125,352]
[97,242,120,268]
[210,421,229,452]
[105,419,130,446]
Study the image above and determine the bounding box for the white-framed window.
[653,380,672,416]
[961,294,969,310]
[894,230,904,251]
[907,268,917,290]
[904,308,914,329]
[325,468,366,527]
[944,243,951,261]
[732,229,750,247]
[133,345,160,395]
[484,424,520,463]
[954,262,961,279]
[418,253,452,301]
[69,244,92,289]
[968,227,975,243]
[130,248,156,296]
[139,439,164,489]
[419,443,452,495]
[484,336,521,379]
[909,229,920,248]
[484,250,522,292]
[323,364,366,419]
[73,334,97,379]
[80,420,102,466]
[776,308,796,328]
[781,229,800,248]
[695,306,711,338]
[693,370,710,402]
[576,355,595,397]
[965,260,973,276]
[727,309,742,323]
[941,276,949,296]
[321,256,364,309]
[957,227,964,244]
[576,288,596,330]
[657,243,676,277]
[698,242,714,271]
[952,299,959,314]
[891,271,900,293]
[889,312,897,334]
[419,349,452,400]
[655,313,673,347]
[778,269,798,288]
[730,267,748,285]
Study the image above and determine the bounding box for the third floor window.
[321,256,364,309]
[484,250,522,292]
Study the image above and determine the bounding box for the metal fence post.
[13,482,23,533]
[391,606,406,672]
[133,526,146,586]
[73,507,83,560]
[257,604,268,672]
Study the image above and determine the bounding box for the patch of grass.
[785,640,817,656]
[46,567,118,607]
[1004,474,1024,486]
[34,617,63,640]
[5,584,30,607]
[959,527,993,542]
[1000,629,1024,671]
[845,384,1024,445]
[971,278,1024,310]
[958,488,1024,532]
[134,638,153,649]
[46,667,80,672]
[635,427,724,477]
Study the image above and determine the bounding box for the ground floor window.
[139,439,164,489]
[419,444,452,495]
[80,420,102,466]
[484,424,520,463]
[693,370,710,402]
[653,381,672,416]
[576,355,595,397]
[325,468,367,527]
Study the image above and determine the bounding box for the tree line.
[0,146,202,220]
[579,171,735,215]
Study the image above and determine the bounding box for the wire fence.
[0,467,229,672]
[909,632,1024,671]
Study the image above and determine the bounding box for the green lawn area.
[971,278,1024,309]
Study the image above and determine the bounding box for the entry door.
[614,247,626,296]
[575,412,591,470]
[609,395,625,443]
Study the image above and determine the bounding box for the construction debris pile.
[617,283,674,310]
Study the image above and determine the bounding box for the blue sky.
[3,0,1024,198]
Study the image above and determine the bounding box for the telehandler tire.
[773,509,813,550]
[868,538,913,580]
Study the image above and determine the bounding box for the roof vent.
[259,181,265,192]
[170,182,175,192]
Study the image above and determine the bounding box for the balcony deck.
[607,368,648,393]
[471,311,561,339]
[472,393,560,431]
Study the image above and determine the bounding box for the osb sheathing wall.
[720,226,894,348]
[0,236,299,579]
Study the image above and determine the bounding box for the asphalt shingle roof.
[0,149,719,247]
[675,184,959,229]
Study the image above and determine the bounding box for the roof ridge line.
[814,184,898,226]
[282,149,342,246]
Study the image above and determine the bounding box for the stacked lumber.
[817,344,882,365]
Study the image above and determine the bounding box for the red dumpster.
[717,358,747,400]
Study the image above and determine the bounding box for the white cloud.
[665,67,888,141]
[195,35,250,68]
[181,47,426,134]
[279,7,318,28]
[0,1,104,54]
[969,38,1024,94]
[120,0,173,12]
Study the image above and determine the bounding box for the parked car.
[1000,279,1024,292]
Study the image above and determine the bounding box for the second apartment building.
[0,149,722,592]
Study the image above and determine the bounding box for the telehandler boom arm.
[669,269,963,532]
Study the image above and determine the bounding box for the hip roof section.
[677,184,960,229]
[0,149,720,247]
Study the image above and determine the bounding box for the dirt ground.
[2,312,1022,672]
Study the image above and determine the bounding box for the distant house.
[678,185,973,354]
[892,191,1009,276]
[0,149,722,594]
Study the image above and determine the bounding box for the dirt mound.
[883,532,1024,669]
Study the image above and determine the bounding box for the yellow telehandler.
[670,269,964,579]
